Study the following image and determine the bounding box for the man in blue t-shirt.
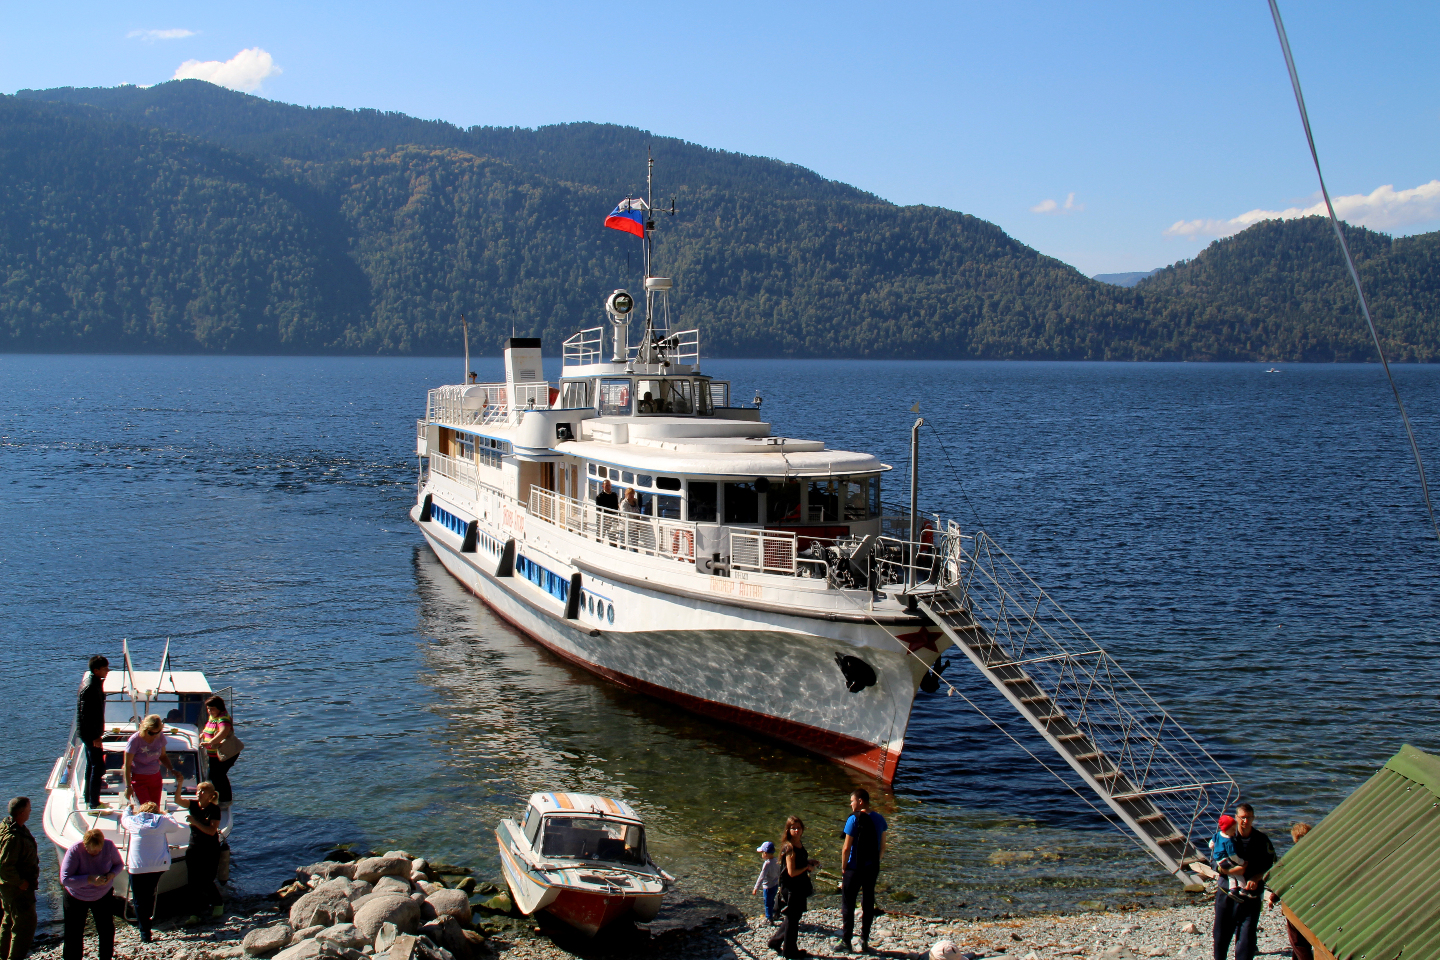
[837,788,887,954]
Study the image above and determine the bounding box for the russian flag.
[604,197,648,237]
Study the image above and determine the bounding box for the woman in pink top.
[60,828,123,960]
[122,715,175,808]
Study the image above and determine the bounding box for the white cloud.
[128,28,197,42]
[1031,192,1084,215]
[173,47,281,93]
[1165,180,1440,239]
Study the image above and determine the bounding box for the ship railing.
[563,327,605,367]
[429,452,480,486]
[624,328,701,367]
[529,488,699,563]
[730,529,799,575]
[427,385,508,426]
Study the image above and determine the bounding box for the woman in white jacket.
[120,801,184,941]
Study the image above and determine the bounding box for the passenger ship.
[412,167,953,783]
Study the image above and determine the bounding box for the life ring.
[671,528,694,560]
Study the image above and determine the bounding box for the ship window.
[655,495,681,520]
[636,380,662,414]
[869,476,882,518]
[724,482,758,525]
[845,478,869,521]
[607,604,615,624]
[636,474,653,487]
[539,816,645,864]
[767,481,802,524]
[664,379,693,415]
[456,434,476,459]
[560,380,591,409]
[656,476,681,491]
[688,482,717,523]
[808,480,840,523]
[598,379,631,416]
[709,382,730,409]
[588,463,597,476]
[622,471,635,484]
[695,381,713,416]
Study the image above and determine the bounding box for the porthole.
[607,603,615,624]
[588,595,595,615]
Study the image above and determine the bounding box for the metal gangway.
[898,524,1238,885]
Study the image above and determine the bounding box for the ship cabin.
[418,328,896,581]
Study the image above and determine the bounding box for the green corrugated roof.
[1269,743,1440,960]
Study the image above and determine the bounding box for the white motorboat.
[496,792,671,936]
[42,649,234,898]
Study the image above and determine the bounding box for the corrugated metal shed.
[1269,743,1440,960]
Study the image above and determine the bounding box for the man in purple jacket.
[61,829,123,960]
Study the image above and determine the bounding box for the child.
[1211,814,1247,896]
[752,840,782,922]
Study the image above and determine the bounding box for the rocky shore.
[26,848,1294,960]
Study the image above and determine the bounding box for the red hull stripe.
[441,550,900,784]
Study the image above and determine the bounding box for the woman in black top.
[173,781,223,924]
[767,816,819,959]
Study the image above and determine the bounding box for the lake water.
[3,355,1438,924]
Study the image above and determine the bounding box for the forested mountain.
[3,81,1438,360]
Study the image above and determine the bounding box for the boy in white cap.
[752,840,782,922]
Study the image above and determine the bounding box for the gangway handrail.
[905,527,1238,885]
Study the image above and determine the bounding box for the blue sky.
[2,0,1436,276]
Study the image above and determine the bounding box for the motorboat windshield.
[538,815,647,865]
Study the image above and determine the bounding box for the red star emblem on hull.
[895,625,940,653]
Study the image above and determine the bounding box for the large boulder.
[424,890,471,926]
[298,862,357,882]
[289,887,354,930]
[316,923,367,951]
[374,876,413,897]
[353,894,422,941]
[290,926,324,945]
[346,880,374,902]
[418,918,468,960]
[272,942,326,960]
[242,923,294,957]
[353,856,412,885]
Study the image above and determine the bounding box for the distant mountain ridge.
[1093,270,1160,287]
[3,81,1438,360]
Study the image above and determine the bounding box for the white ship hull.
[412,486,946,783]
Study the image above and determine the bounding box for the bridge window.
[767,481,802,524]
[808,480,840,523]
[598,379,631,417]
[560,380,591,409]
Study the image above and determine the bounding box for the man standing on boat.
[837,788,887,955]
[76,655,110,810]
[0,797,39,960]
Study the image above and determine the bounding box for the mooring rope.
[1267,0,1440,544]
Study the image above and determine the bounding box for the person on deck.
[76,656,110,810]
[61,828,123,960]
[1213,803,1276,960]
[198,698,237,806]
[123,715,176,808]
[0,797,39,960]
[766,817,818,960]
[836,788,887,955]
[173,781,223,924]
[595,479,619,542]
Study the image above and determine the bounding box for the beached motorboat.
[42,650,234,897]
[496,792,671,936]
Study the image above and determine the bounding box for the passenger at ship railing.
[199,696,240,807]
[620,488,641,550]
[122,715,176,809]
[767,817,819,960]
[76,654,110,811]
[60,827,122,960]
[120,800,185,943]
[595,478,619,512]
[172,780,223,926]
[0,797,39,960]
